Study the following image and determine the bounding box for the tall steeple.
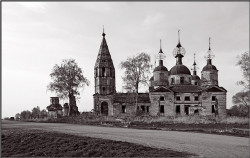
[172,30,186,65]
[94,29,116,95]
[201,37,218,87]
[192,53,197,76]
[157,39,165,66]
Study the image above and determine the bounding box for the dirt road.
[2,120,249,158]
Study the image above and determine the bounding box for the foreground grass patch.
[2,128,195,157]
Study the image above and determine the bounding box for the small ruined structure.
[63,103,69,116]
[69,95,80,116]
[93,30,227,118]
[47,97,63,118]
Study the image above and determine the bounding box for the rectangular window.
[122,105,126,113]
[195,82,198,85]
[160,96,165,101]
[176,105,180,114]
[171,78,174,84]
[102,87,106,93]
[212,105,215,113]
[146,106,149,113]
[195,96,199,101]
[184,105,189,115]
[176,96,181,101]
[141,106,145,111]
[160,105,164,113]
[212,96,216,101]
[102,68,106,76]
[180,77,184,84]
[185,96,190,101]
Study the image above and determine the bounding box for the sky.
[2,2,249,118]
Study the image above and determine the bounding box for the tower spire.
[192,53,197,75]
[102,25,106,37]
[159,39,163,53]
[193,53,196,66]
[178,29,180,44]
[209,37,211,50]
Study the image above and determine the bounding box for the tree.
[15,113,21,120]
[236,51,249,90]
[120,52,152,111]
[31,106,41,119]
[40,109,48,119]
[20,110,31,120]
[47,59,90,116]
[231,91,249,117]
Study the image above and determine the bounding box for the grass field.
[2,128,195,157]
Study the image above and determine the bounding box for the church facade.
[93,31,227,118]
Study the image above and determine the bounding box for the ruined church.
[93,30,227,118]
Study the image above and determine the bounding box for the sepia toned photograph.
[2,1,249,158]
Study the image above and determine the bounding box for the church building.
[93,30,227,118]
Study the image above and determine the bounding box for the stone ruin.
[47,97,63,118]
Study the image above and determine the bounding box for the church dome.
[153,65,168,72]
[202,64,217,71]
[170,65,191,75]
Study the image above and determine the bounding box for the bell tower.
[201,37,218,87]
[94,29,116,95]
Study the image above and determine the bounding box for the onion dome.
[170,65,191,75]
[154,39,168,72]
[202,37,217,71]
[170,30,191,75]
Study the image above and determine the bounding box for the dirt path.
[2,120,249,158]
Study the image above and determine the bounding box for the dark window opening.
[160,96,165,101]
[141,106,145,111]
[171,78,174,84]
[180,77,184,84]
[212,96,216,101]
[185,96,190,101]
[195,82,198,85]
[102,68,106,76]
[195,105,198,106]
[176,96,181,101]
[184,105,189,115]
[176,105,180,114]
[102,87,106,93]
[194,109,199,114]
[212,105,215,113]
[195,96,199,101]
[160,105,165,113]
[146,106,149,113]
[122,105,126,113]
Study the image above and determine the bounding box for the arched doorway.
[101,102,108,116]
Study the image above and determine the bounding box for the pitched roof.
[204,86,227,92]
[153,87,173,92]
[94,34,114,68]
[113,93,150,103]
[170,85,202,93]
[47,104,62,111]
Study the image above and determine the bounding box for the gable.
[206,86,226,92]
[153,87,172,92]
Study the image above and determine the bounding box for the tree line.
[15,106,48,120]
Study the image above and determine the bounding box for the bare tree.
[47,59,90,116]
[120,52,152,110]
[236,51,249,90]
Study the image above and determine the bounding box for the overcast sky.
[2,2,249,118]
